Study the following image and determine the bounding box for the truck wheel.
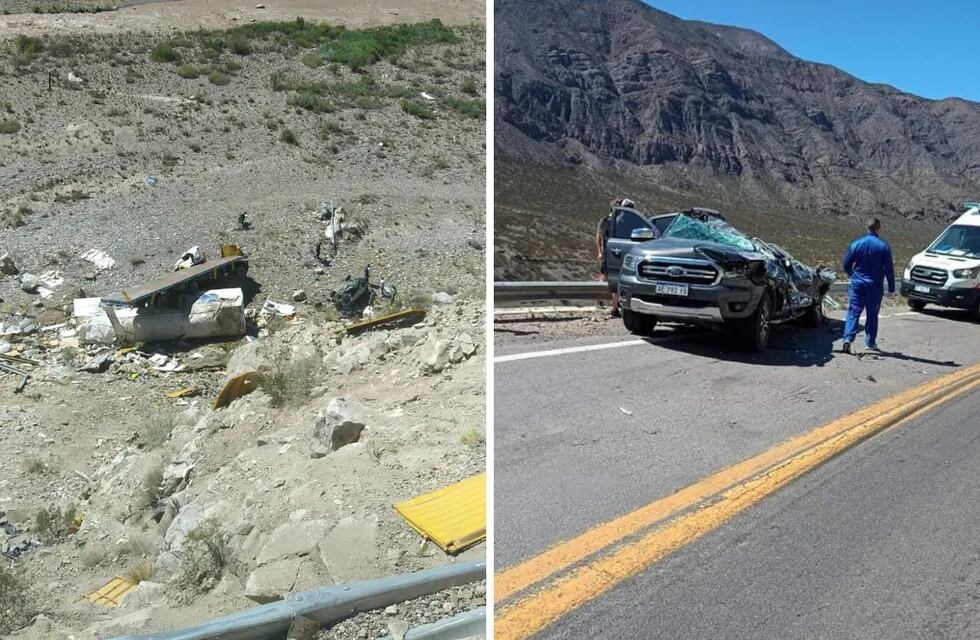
[909,299,926,312]
[738,292,771,352]
[802,292,825,327]
[623,309,656,335]
[969,299,980,323]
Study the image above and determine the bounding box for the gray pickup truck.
[610,209,834,351]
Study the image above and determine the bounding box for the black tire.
[969,298,980,323]
[623,309,656,335]
[909,299,927,312]
[737,291,772,352]
[802,291,826,327]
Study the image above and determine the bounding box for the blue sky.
[645,1,980,102]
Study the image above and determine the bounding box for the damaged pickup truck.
[616,211,835,351]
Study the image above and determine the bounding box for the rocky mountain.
[495,0,980,221]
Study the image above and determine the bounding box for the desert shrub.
[33,503,79,543]
[447,97,484,119]
[280,128,298,145]
[208,70,231,86]
[173,521,232,594]
[288,92,332,113]
[259,352,314,407]
[150,42,180,63]
[460,427,484,448]
[176,63,200,79]
[0,120,21,134]
[400,99,433,119]
[301,52,323,68]
[460,77,479,95]
[0,565,36,636]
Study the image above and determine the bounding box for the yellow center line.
[495,361,980,604]
[494,375,980,640]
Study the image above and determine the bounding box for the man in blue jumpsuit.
[841,218,895,353]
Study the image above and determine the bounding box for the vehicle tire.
[737,291,772,352]
[969,298,980,323]
[909,299,927,312]
[802,291,825,327]
[623,309,656,335]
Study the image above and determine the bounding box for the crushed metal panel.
[213,370,260,409]
[83,576,137,607]
[394,472,486,554]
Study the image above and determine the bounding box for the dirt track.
[0,0,484,40]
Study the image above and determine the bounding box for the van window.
[928,224,980,259]
[612,209,650,239]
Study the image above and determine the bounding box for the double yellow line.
[494,362,980,639]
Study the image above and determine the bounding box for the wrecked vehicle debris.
[75,289,246,345]
[617,210,835,351]
[330,266,397,319]
[174,246,206,271]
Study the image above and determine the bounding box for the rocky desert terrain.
[0,6,486,638]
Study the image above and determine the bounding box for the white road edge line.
[495,339,647,363]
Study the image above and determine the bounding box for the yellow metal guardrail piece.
[394,472,486,554]
[340,308,426,337]
[84,576,137,607]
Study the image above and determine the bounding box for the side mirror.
[631,228,655,241]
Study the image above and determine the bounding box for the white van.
[900,203,980,321]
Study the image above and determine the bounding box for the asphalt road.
[494,306,980,637]
[543,384,980,639]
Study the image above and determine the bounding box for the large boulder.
[312,398,372,451]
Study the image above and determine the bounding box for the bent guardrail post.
[112,560,486,640]
[381,607,487,640]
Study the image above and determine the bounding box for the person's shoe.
[866,343,880,351]
[841,341,851,354]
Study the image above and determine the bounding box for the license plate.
[914,285,930,293]
[655,282,689,297]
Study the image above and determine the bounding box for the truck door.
[606,208,653,290]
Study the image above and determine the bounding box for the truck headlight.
[622,255,636,274]
[903,266,911,279]
[952,267,978,279]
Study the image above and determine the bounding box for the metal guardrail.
[381,607,486,640]
[112,560,485,640]
[494,281,849,303]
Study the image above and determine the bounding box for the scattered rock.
[292,289,308,303]
[256,519,329,565]
[20,273,39,293]
[312,398,368,451]
[387,619,410,640]
[244,558,302,603]
[0,253,18,275]
[286,615,320,640]
[431,291,454,305]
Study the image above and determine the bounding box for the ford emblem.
[666,266,685,277]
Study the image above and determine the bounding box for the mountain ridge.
[494,0,980,222]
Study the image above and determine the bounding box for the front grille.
[634,294,713,309]
[910,265,947,286]
[638,260,718,285]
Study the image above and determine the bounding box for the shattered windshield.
[663,214,756,251]
[927,225,980,259]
